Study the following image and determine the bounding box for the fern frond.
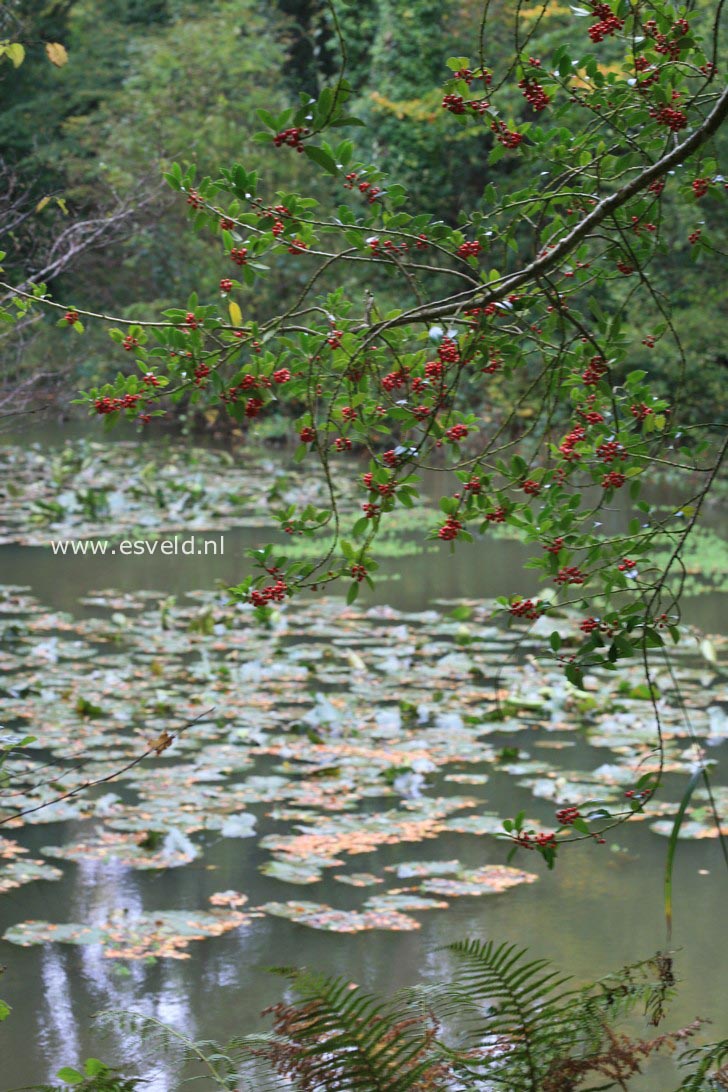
[436,938,576,1090]
[677,1038,728,1090]
[261,966,451,1092]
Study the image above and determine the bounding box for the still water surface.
[0,428,725,1090]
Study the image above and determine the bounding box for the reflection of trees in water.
[39,948,80,1078]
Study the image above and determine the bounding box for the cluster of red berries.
[122,334,139,352]
[543,537,564,554]
[299,426,316,443]
[273,126,309,151]
[64,309,79,325]
[555,566,585,586]
[438,338,460,364]
[288,238,308,253]
[616,261,634,275]
[230,247,248,265]
[142,373,159,387]
[649,103,687,131]
[457,240,482,259]
[438,516,462,541]
[618,558,636,571]
[509,598,541,620]
[630,216,656,234]
[446,424,469,442]
[464,476,482,494]
[334,437,352,451]
[490,120,523,148]
[94,393,142,415]
[481,350,501,374]
[556,806,580,825]
[559,425,586,461]
[452,66,492,86]
[588,2,624,42]
[602,470,626,489]
[631,402,653,421]
[522,479,541,496]
[442,93,466,114]
[466,302,498,322]
[648,179,665,196]
[518,77,550,112]
[485,506,507,522]
[343,176,382,203]
[219,217,235,231]
[516,830,556,848]
[250,579,288,607]
[633,55,659,95]
[219,279,233,294]
[582,355,608,386]
[194,363,211,387]
[245,397,264,418]
[381,368,409,392]
[642,334,656,348]
[358,180,382,202]
[692,178,711,198]
[239,373,269,390]
[362,502,380,519]
[441,93,490,115]
[183,312,199,330]
[186,190,204,209]
[351,564,367,582]
[327,330,344,349]
[643,17,689,59]
[689,229,701,245]
[412,405,431,421]
[624,788,652,801]
[596,440,626,464]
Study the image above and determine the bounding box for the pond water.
[0,426,726,1091]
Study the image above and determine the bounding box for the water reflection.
[37,949,79,1077]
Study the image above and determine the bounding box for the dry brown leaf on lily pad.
[3,893,250,959]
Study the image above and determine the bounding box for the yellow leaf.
[228,301,243,327]
[653,414,666,431]
[6,43,25,68]
[45,41,68,67]
[35,196,51,213]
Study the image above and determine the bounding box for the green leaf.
[0,999,11,1021]
[304,146,339,176]
[83,1058,108,1076]
[56,1068,84,1085]
[565,664,585,689]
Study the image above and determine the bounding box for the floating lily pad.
[420,865,538,897]
[3,894,251,958]
[260,859,323,885]
[0,857,64,893]
[260,900,420,932]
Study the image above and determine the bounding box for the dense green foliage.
[1,0,725,412]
